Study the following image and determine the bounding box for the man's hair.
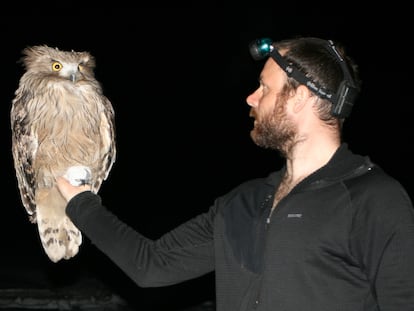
[274,37,361,126]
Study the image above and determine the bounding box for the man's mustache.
[249,108,257,119]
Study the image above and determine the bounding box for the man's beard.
[250,100,297,158]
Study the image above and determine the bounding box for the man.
[56,36,414,310]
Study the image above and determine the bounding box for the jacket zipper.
[253,193,274,309]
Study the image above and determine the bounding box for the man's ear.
[292,85,313,113]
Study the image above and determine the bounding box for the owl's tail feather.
[37,215,82,262]
[35,187,82,263]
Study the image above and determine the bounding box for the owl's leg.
[35,186,82,263]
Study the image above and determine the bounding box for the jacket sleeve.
[66,191,216,287]
[350,177,414,311]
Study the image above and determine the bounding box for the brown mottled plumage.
[11,45,116,262]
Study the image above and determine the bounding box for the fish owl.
[10,45,116,262]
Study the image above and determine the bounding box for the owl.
[10,45,116,263]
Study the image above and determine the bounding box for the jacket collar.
[266,143,374,188]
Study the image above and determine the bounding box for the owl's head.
[19,45,96,83]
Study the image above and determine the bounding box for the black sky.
[1,8,413,310]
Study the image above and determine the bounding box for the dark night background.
[1,7,413,310]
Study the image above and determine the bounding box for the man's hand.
[56,176,91,202]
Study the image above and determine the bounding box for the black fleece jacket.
[67,143,414,310]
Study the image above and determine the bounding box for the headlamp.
[249,38,359,118]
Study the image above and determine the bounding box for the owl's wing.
[91,95,116,193]
[10,92,38,222]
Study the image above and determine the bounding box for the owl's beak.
[70,73,77,83]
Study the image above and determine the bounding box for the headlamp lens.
[249,38,274,60]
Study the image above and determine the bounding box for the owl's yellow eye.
[52,62,62,72]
